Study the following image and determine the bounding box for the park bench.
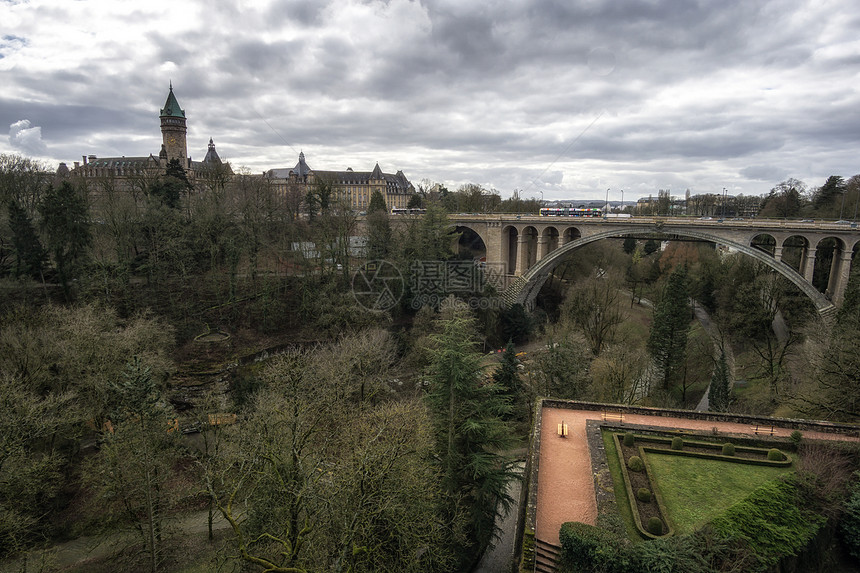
[751,423,775,436]
[602,411,624,424]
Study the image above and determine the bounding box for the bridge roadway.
[447,214,860,314]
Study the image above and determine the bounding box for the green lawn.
[647,452,793,534]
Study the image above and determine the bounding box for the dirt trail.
[0,510,229,572]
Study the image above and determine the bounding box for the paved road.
[693,301,735,412]
[473,462,525,573]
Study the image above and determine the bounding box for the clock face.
[167,135,177,145]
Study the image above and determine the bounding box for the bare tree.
[560,271,626,355]
[590,343,649,404]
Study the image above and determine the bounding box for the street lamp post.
[605,188,610,217]
[621,189,624,213]
[722,187,727,219]
[854,190,859,222]
[840,189,846,220]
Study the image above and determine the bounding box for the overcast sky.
[2,0,859,201]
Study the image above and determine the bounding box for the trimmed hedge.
[767,448,785,461]
[639,445,793,467]
[671,437,684,450]
[559,521,630,572]
[628,455,645,472]
[623,432,635,447]
[612,434,674,540]
[722,443,735,456]
[637,488,652,503]
[647,517,664,536]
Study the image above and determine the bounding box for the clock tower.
[159,83,187,165]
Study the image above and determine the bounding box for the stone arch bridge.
[449,215,860,318]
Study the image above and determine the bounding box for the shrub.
[671,437,683,450]
[712,477,826,567]
[790,430,803,448]
[632,532,722,573]
[637,488,652,503]
[797,443,854,519]
[559,521,630,572]
[628,456,645,472]
[646,516,664,536]
[767,448,785,461]
[722,443,735,456]
[841,478,860,560]
[623,432,635,447]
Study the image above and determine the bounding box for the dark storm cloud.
[2,0,859,199]
[740,166,788,182]
[266,0,327,26]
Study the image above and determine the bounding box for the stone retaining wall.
[542,399,859,436]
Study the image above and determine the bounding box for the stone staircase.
[501,275,528,308]
[534,538,561,573]
[818,304,839,326]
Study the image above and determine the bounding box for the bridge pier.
[537,235,549,261]
[773,246,783,263]
[515,234,529,275]
[830,250,854,306]
[803,247,817,283]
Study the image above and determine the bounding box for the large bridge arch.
[454,225,487,260]
[506,228,835,316]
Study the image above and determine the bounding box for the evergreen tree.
[622,236,636,255]
[366,190,393,259]
[647,265,691,390]
[367,189,387,214]
[7,199,46,280]
[813,175,845,212]
[407,193,423,209]
[148,158,190,209]
[492,341,523,420]
[426,309,518,565]
[644,238,659,255]
[38,181,92,299]
[306,176,334,221]
[500,303,532,344]
[708,351,731,412]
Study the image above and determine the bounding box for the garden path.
[535,407,858,545]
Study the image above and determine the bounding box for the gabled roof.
[160,84,185,118]
[370,162,383,180]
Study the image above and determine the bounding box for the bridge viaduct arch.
[449,217,859,318]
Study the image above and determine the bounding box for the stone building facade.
[264,152,415,212]
[59,85,415,213]
[61,84,228,186]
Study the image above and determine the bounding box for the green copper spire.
[159,83,185,118]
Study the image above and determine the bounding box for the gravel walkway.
[535,407,858,545]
